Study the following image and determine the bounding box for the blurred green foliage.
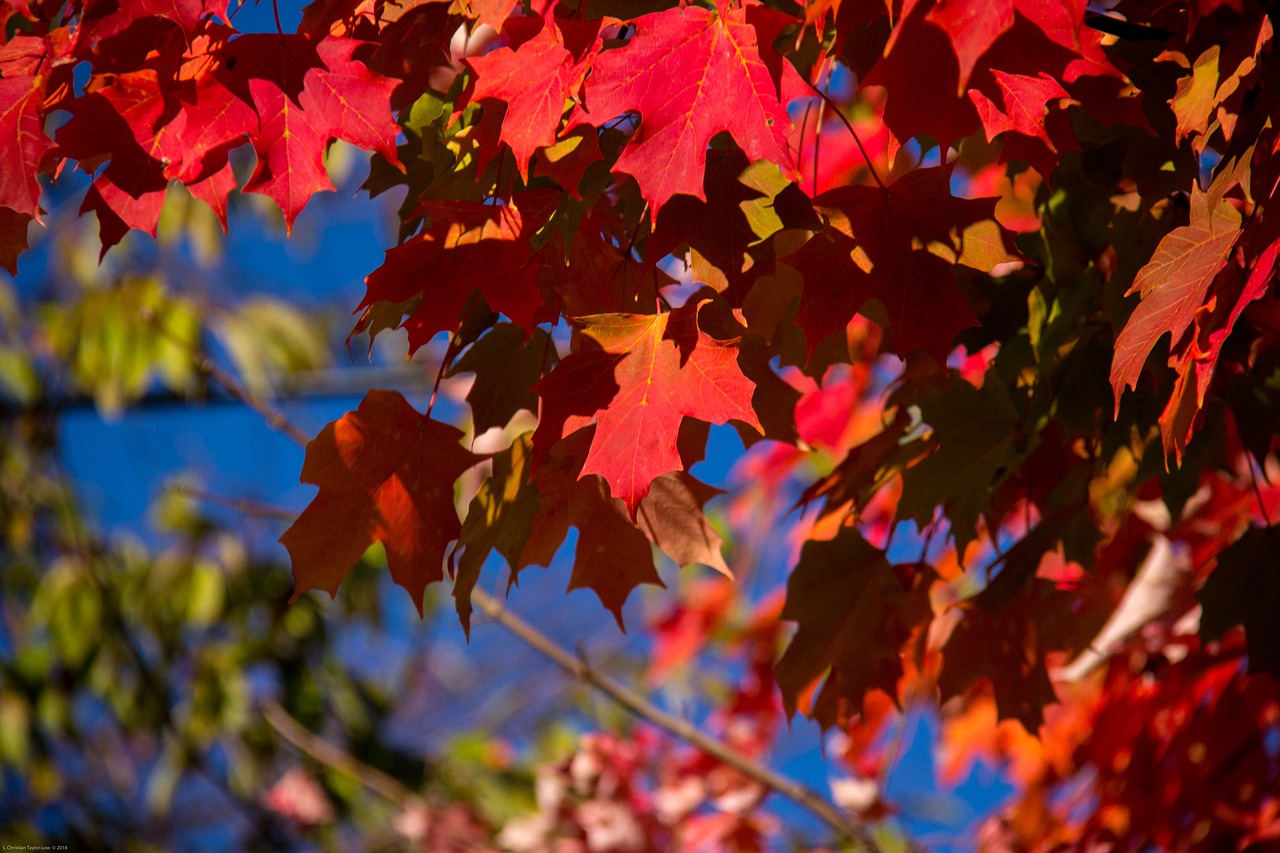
[0,260,536,850]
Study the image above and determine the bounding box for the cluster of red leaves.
[6,0,1280,846]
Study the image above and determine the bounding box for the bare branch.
[263,700,422,809]
[166,481,298,521]
[141,306,313,448]
[468,587,876,848]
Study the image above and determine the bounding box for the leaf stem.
[271,0,284,35]
[800,74,886,192]
[426,293,478,420]
[812,59,831,197]
[165,481,297,521]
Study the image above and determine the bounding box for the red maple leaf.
[968,70,1071,148]
[0,35,61,221]
[645,149,784,306]
[866,0,1121,172]
[923,0,1015,94]
[281,390,482,614]
[776,527,932,728]
[464,18,596,181]
[0,75,50,221]
[533,301,761,515]
[57,69,240,250]
[514,429,665,627]
[76,0,229,46]
[360,194,557,354]
[788,165,993,361]
[461,0,519,32]
[567,2,794,217]
[1155,151,1280,460]
[222,33,403,231]
[455,428,730,629]
[780,228,874,361]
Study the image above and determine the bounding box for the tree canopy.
[3,0,1280,848]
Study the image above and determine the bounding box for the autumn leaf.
[870,249,980,362]
[896,374,1022,555]
[223,33,403,231]
[455,427,731,628]
[464,19,595,181]
[775,527,930,728]
[780,228,875,362]
[281,390,482,614]
[798,407,918,518]
[646,149,780,306]
[938,579,1081,733]
[516,429,664,627]
[968,70,1071,150]
[924,0,1014,94]
[533,300,762,515]
[568,3,794,217]
[76,0,229,45]
[795,165,994,361]
[360,197,555,354]
[453,433,541,635]
[636,472,732,577]
[0,41,55,220]
[56,69,239,250]
[457,0,518,32]
[1198,525,1280,678]
[448,324,553,434]
[0,207,30,274]
[1110,157,1246,411]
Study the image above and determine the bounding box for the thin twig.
[263,700,422,809]
[427,293,476,420]
[812,59,831,196]
[141,307,312,448]
[468,587,876,848]
[165,482,296,522]
[800,75,887,191]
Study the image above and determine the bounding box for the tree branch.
[141,306,314,447]
[468,587,876,847]
[262,700,422,809]
[166,482,297,522]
